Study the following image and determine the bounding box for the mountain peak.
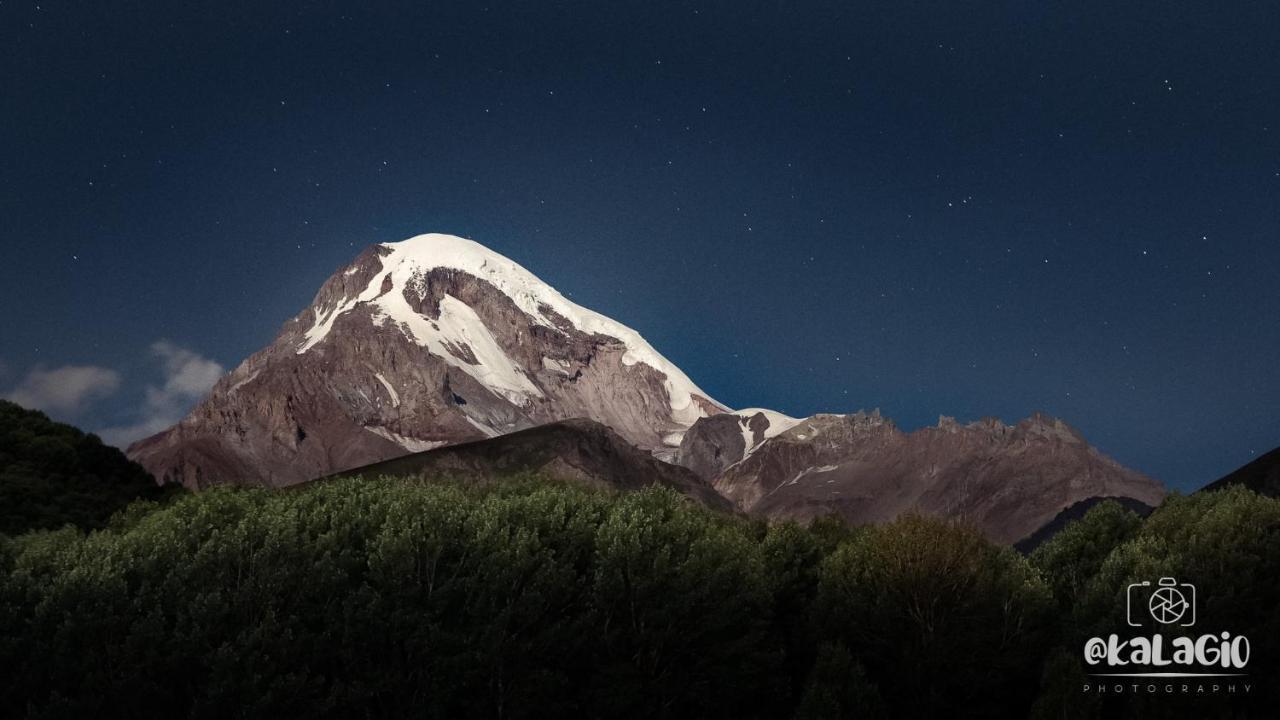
[297,233,718,420]
[931,412,1085,444]
[1015,411,1086,444]
[130,232,726,487]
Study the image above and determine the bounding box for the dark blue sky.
[2,1,1277,491]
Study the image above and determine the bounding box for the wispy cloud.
[3,365,121,416]
[98,341,225,448]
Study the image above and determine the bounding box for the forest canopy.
[0,474,1276,719]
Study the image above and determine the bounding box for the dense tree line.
[0,474,1276,718]
[0,400,171,535]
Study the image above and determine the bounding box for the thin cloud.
[98,341,225,448]
[4,365,121,416]
[151,341,224,398]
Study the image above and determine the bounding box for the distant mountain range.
[128,233,1167,543]
[679,409,1162,544]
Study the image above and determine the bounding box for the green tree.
[814,514,1054,719]
[793,642,888,720]
[760,521,828,711]
[1031,499,1144,614]
[588,488,780,718]
[0,477,793,718]
[1028,646,1099,720]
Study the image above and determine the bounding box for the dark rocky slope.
[325,417,732,512]
[1012,495,1154,553]
[1200,446,1280,497]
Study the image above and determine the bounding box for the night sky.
[2,2,1277,492]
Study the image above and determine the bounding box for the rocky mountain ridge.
[676,409,1165,544]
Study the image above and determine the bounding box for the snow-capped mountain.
[129,234,725,488]
[127,230,1166,545]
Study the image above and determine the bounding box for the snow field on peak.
[298,233,721,420]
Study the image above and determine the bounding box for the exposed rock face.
[677,410,1166,544]
[129,235,724,488]
[675,408,801,481]
[326,418,732,512]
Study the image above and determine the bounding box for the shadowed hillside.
[0,400,169,535]
[1201,446,1280,497]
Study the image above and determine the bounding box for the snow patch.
[425,295,541,404]
[365,426,447,453]
[301,247,543,405]
[374,373,400,407]
[786,465,839,486]
[738,420,754,460]
[732,408,804,461]
[541,357,573,376]
[735,408,804,436]
[300,301,358,353]
[465,415,501,438]
[228,370,260,395]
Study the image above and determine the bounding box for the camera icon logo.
[1127,577,1196,627]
